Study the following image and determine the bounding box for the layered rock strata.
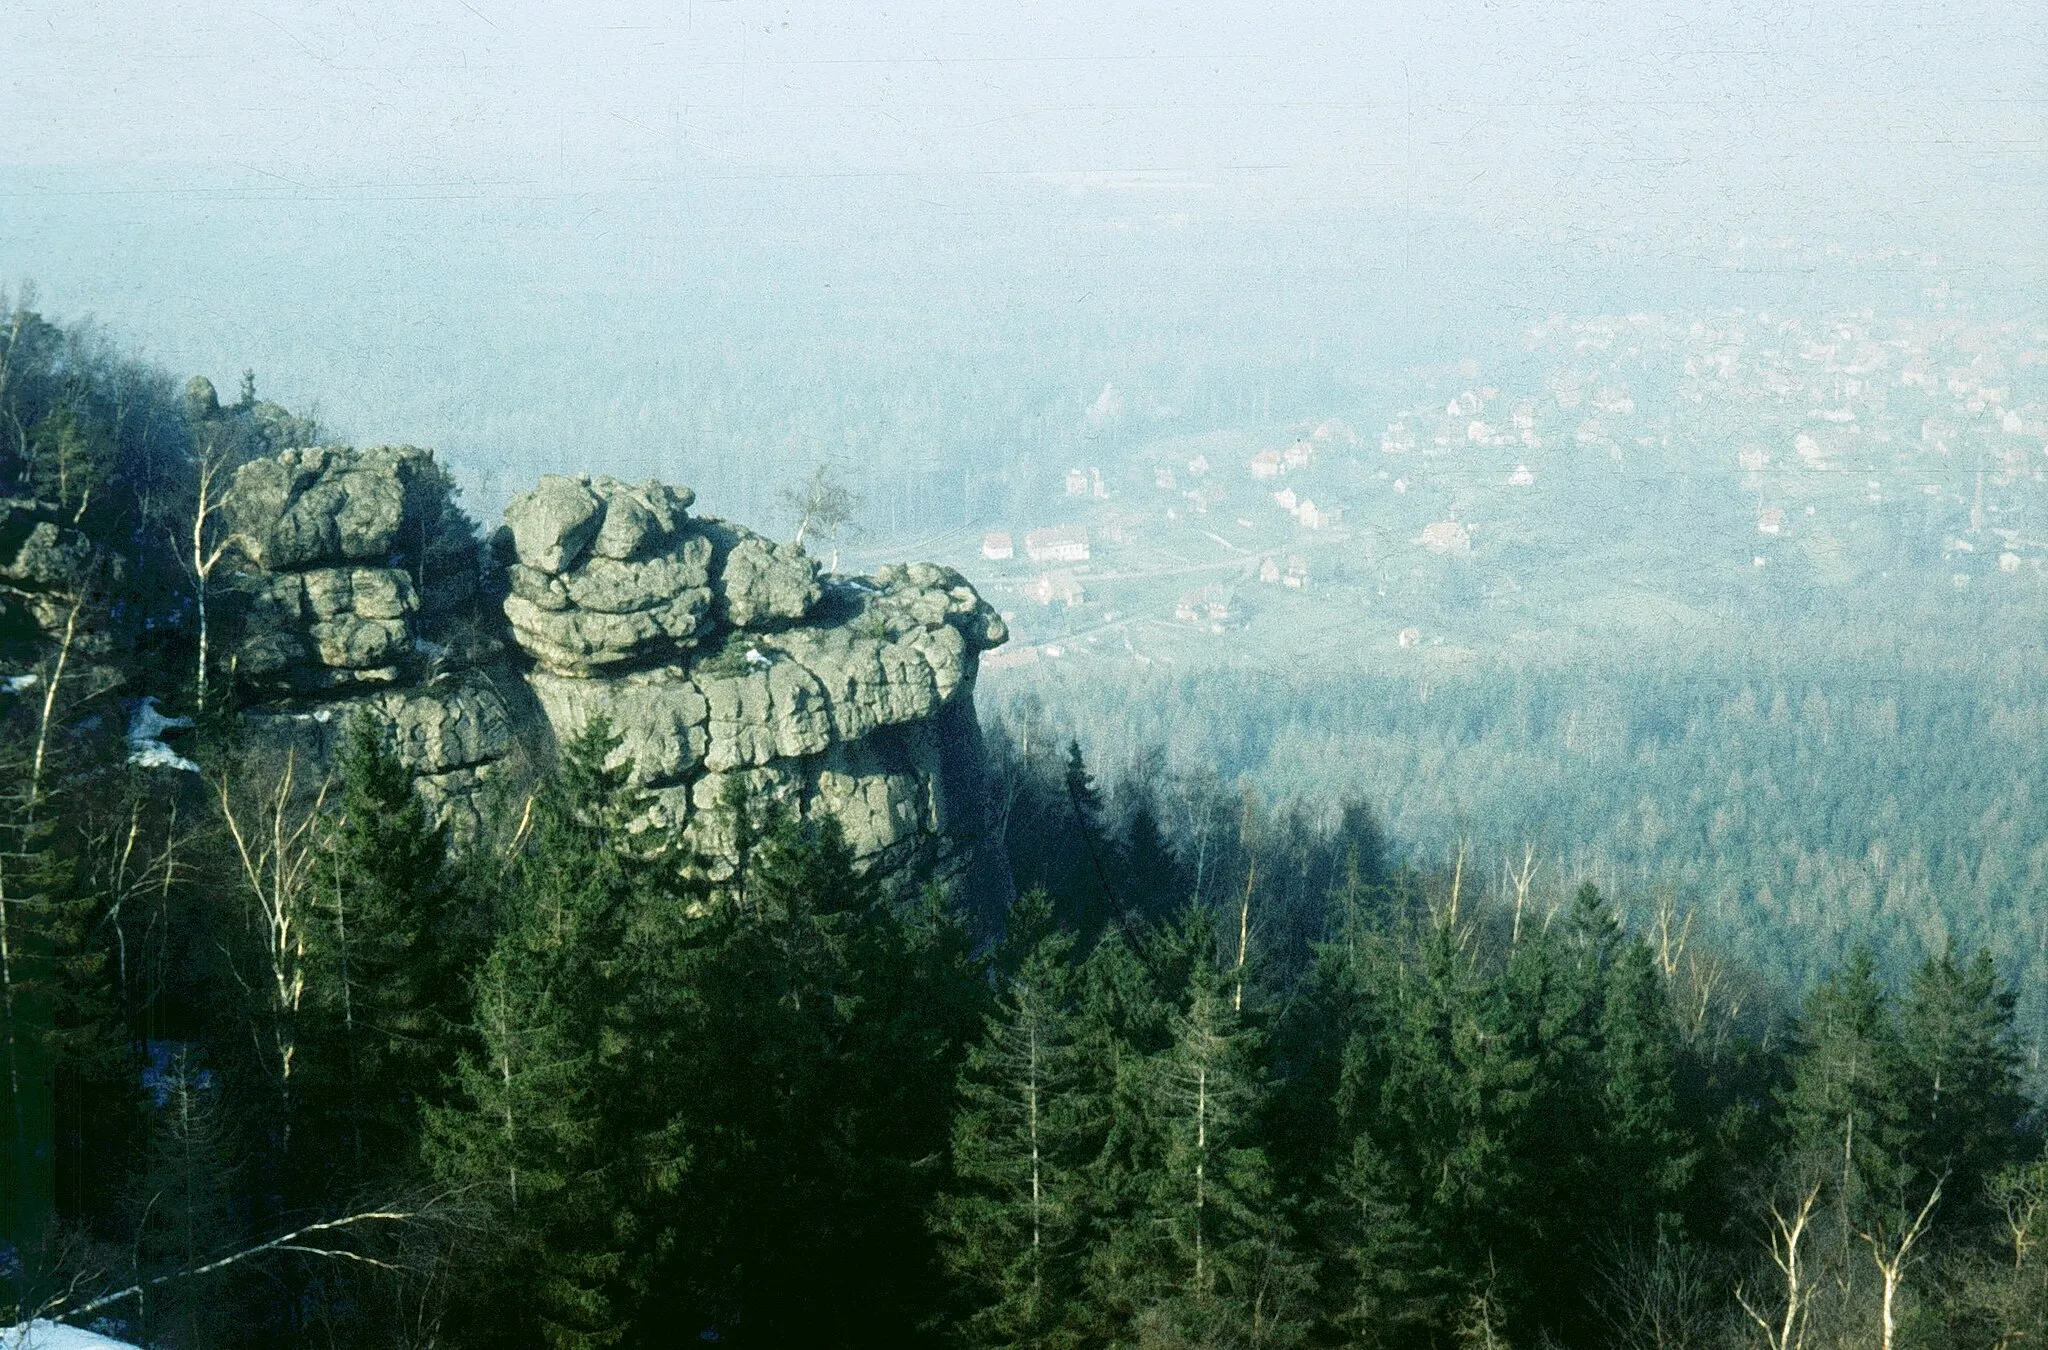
[220,450,1006,889]
[221,446,518,841]
[500,473,1006,883]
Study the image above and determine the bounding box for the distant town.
[927,299,2048,676]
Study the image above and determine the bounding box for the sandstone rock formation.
[221,445,518,841]
[220,449,1007,890]
[499,473,1006,883]
[0,498,110,649]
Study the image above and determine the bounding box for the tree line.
[991,635,2048,1067]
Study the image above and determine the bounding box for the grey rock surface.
[528,667,708,787]
[716,533,822,628]
[223,445,431,571]
[504,475,602,576]
[221,451,1007,890]
[222,445,517,840]
[0,500,124,667]
[500,475,1006,888]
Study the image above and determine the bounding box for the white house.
[1024,525,1091,565]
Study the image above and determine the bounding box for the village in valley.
[890,293,2048,681]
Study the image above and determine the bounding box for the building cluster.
[986,295,2045,664]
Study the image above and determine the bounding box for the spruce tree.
[653,811,975,1346]
[1118,800,1183,929]
[1595,938,1692,1233]
[1066,927,1173,1339]
[935,889,1084,1348]
[427,716,654,1350]
[1895,943,2028,1219]
[1060,740,1116,937]
[1374,908,1538,1334]
[299,712,457,1195]
[1783,946,1906,1206]
[1139,909,1311,1347]
[127,1047,243,1350]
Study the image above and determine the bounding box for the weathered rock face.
[500,474,821,676]
[499,475,1005,885]
[222,450,1007,891]
[0,499,111,651]
[221,446,518,841]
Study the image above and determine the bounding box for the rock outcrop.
[0,498,111,653]
[222,451,1006,890]
[499,473,1005,883]
[221,446,519,842]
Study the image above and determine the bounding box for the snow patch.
[2,1321,139,1349]
[126,697,198,774]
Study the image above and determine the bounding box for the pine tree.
[935,890,1083,1348]
[1330,1129,1428,1344]
[127,1047,242,1350]
[1281,920,1427,1343]
[1138,909,1310,1346]
[1061,740,1116,937]
[427,716,654,1350]
[299,712,457,1195]
[1118,800,1183,929]
[1373,907,1539,1335]
[649,811,976,1346]
[1783,947,1906,1207]
[1065,926,1172,1339]
[1595,939,1692,1232]
[1894,943,2027,1219]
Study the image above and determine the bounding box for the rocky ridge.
[222,450,1006,886]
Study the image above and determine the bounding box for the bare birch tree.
[1860,1181,1942,1350]
[1735,1180,1824,1350]
[179,428,243,715]
[213,749,333,1144]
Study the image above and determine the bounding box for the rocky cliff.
[221,447,1006,888]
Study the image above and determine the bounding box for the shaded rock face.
[223,451,1007,891]
[0,499,115,654]
[221,446,517,842]
[500,475,1006,886]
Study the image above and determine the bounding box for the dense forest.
[989,645,2048,1072]
[1,295,2045,1349]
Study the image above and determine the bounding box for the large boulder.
[696,523,821,628]
[228,567,417,685]
[504,475,603,575]
[499,476,818,674]
[223,445,432,571]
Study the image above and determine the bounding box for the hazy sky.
[3,0,2041,517]
[6,0,2043,254]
